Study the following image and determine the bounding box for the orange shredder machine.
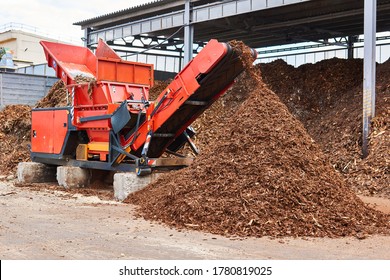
[30,39,256,175]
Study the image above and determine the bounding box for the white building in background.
[0,23,69,68]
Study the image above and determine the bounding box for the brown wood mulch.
[261,58,389,198]
[126,42,389,238]
[0,105,31,175]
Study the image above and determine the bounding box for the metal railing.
[16,63,56,77]
[257,36,390,66]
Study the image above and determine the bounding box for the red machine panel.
[53,110,70,154]
[31,110,54,153]
[31,109,69,154]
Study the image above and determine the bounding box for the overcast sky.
[1,0,152,44]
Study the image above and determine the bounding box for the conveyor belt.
[135,42,256,158]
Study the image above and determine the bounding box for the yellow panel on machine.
[76,142,109,161]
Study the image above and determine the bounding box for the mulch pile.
[35,75,96,108]
[260,58,364,120]
[126,42,390,238]
[189,41,260,150]
[35,80,67,108]
[180,57,389,197]
[191,70,259,152]
[260,58,389,197]
[0,105,31,175]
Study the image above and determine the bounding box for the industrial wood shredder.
[30,39,256,175]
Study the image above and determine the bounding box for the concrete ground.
[1,181,390,260]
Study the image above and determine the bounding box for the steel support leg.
[183,131,199,155]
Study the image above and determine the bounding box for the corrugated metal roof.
[75,0,390,51]
[73,0,177,26]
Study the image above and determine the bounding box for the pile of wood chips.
[178,57,389,198]
[261,58,389,198]
[0,105,31,175]
[35,80,68,108]
[126,42,390,238]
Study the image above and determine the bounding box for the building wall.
[0,30,63,67]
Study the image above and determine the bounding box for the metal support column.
[347,36,354,59]
[84,28,90,48]
[183,0,194,65]
[362,0,377,158]
[179,49,183,71]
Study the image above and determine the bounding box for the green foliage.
[0,47,6,59]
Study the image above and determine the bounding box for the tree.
[0,47,6,60]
